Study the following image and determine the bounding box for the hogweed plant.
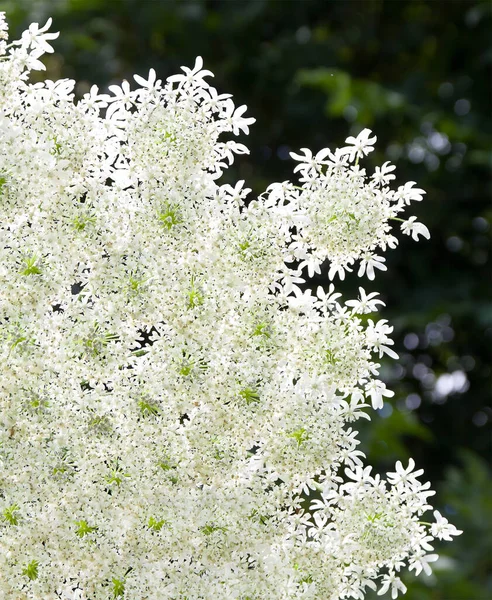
[0,14,461,600]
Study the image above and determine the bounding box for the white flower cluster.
[286,132,429,281]
[0,14,460,600]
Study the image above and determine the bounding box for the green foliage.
[20,256,42,276]
[22,560,39,581]
[201,524,227,535]
[187,277,204,309]
[288,428,310,448]
[297,68,405,125]
[359,407,433,466]
[138,398,160,417]
[112,576,125,598]
[75,519,98,537]
[158,202,182,230]
[72,214,96,231]
[148,516,167,532]
[252,322,271,339]
[105,462,131,487]
[239,387,260,405]
[2,503,20,525]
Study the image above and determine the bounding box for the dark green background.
[2,1,491,598]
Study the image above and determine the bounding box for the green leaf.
[22,560,39,581]
[20,256,42,276]
[187,287,204,309]
[105,462,131,486]
[75,519,98,537]
[201,524,227,535]
[148,516,167,531]
[72,214,96,231]
[138,399,160,417]
[288,428,310,448]
[239,387,260,404]
[112,577,125,598]
[2,504,20,525]
[252,322,271,338]
[158,202,182,230]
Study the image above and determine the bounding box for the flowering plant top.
[0,14,459,600]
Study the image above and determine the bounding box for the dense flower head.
[0,13,460,600]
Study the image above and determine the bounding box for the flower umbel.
[0,11,459,600]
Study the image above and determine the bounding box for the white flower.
[81,84,111,111]
[372,161,396,186]
[222,101,256,135]
[299,254,322,278]
[0,11,8,45]
[326,147,350,168]
[387,458,424,487]
[431,510,463,540]
[316,283,342,311]
[167,55,214,86]
[344,128,377,161]
[401,216,430,241]
[366,318,398,359]
[221,179,251,207]
[345,287,385,314]
[358,254,387,281]
[409,551,439,576]
[134,67,162,91]
[287,287,316,313]
[394,181,426,204]
[365,379,394,410]
[108,79,135,109]
[328,259,353,281]
[290,147,331,174]
[13,17,59,54]
[377,573,407,599]
[0,14,456,598]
